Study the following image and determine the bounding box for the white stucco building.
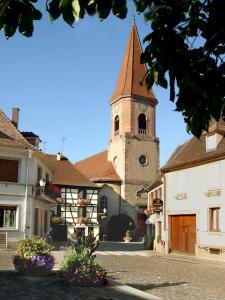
[0,108,57,248]
[141,120,225,260]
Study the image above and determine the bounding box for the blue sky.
[0,2,190,166]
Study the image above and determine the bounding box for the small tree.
[108,214,135,241]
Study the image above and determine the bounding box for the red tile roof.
[110,22,156,104]
[46,154,98,188]
[0,109,35,149]
[74,150,121,183]
[162,135,225,172]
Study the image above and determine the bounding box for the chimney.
[12,108,20,128]
[57,153,62,161]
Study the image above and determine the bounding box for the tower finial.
[132,14,136,24]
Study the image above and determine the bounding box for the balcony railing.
[35,182,61,201]
[138,129,147,135]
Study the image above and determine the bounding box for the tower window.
[138,114,147,134]
[114,115,119,132]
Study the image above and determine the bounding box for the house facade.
[0,108,57,248]
[143,120,225,260]
[75,22,160,240]
[46,154,100,238]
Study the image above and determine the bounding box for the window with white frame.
[206,134,217,151]
[207,162,220,189]
[209,207,220,232]
[0,206,17,228]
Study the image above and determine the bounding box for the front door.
[171,215,196,254]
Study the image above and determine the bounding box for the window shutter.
[0,159,18,182]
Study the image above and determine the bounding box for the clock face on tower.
[114,104,119,113]
[139,154,148,166]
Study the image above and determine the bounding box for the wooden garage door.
[171,215,196,253]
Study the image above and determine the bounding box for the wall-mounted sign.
[153,198,163,207]
[153,207,163,213]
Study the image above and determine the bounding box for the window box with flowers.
[77,217,88,225]
[144,207,153,217]
[77,199,91,206]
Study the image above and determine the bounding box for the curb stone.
[108,279,162,300]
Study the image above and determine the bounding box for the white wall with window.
[0,149,55,248]
[164,158,225,259]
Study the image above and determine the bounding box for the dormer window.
[206,134,217,151]
[114,115,119,133]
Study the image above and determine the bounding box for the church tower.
[108,22,159,221]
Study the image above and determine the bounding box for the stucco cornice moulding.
[205,189,222,197]
[175,193,188,200]
[0,192,25,197]
[109,94,157,106]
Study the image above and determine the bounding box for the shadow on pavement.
[98,241,145,252]
[129,281,188,291]
[0,270,146,300]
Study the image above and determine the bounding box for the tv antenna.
[61,137,66,154]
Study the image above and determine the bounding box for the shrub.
[108,214,135,241]
[59,248,107,286]
[13,238,55,276]
[144,234,154,250]
[17,238,53,258]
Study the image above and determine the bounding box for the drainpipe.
[119,184,122,215]
[163,173,166,231]
[24,149,33,238]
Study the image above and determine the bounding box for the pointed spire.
[110,22,156,104]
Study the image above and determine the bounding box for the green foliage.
[0,0,42,38]
[0,0,224,136]
[70,230,99,257]
[17,238,53,258]
[144,234,154,250]
[60,247,107,286]
[108,214,135,241]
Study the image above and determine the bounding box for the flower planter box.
[52,224,67,241]
[13,255,55,277]
[60,271,107,287]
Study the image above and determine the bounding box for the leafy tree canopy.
[0,0,224,137]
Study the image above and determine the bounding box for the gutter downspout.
[24,149,33,238]
[119,184,122,215]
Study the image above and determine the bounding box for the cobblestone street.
[1,242,225,300]
[96,244,225,300]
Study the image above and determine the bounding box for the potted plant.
[123,230,132,243]
[59,232,106,287]
[13,238,55,276]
